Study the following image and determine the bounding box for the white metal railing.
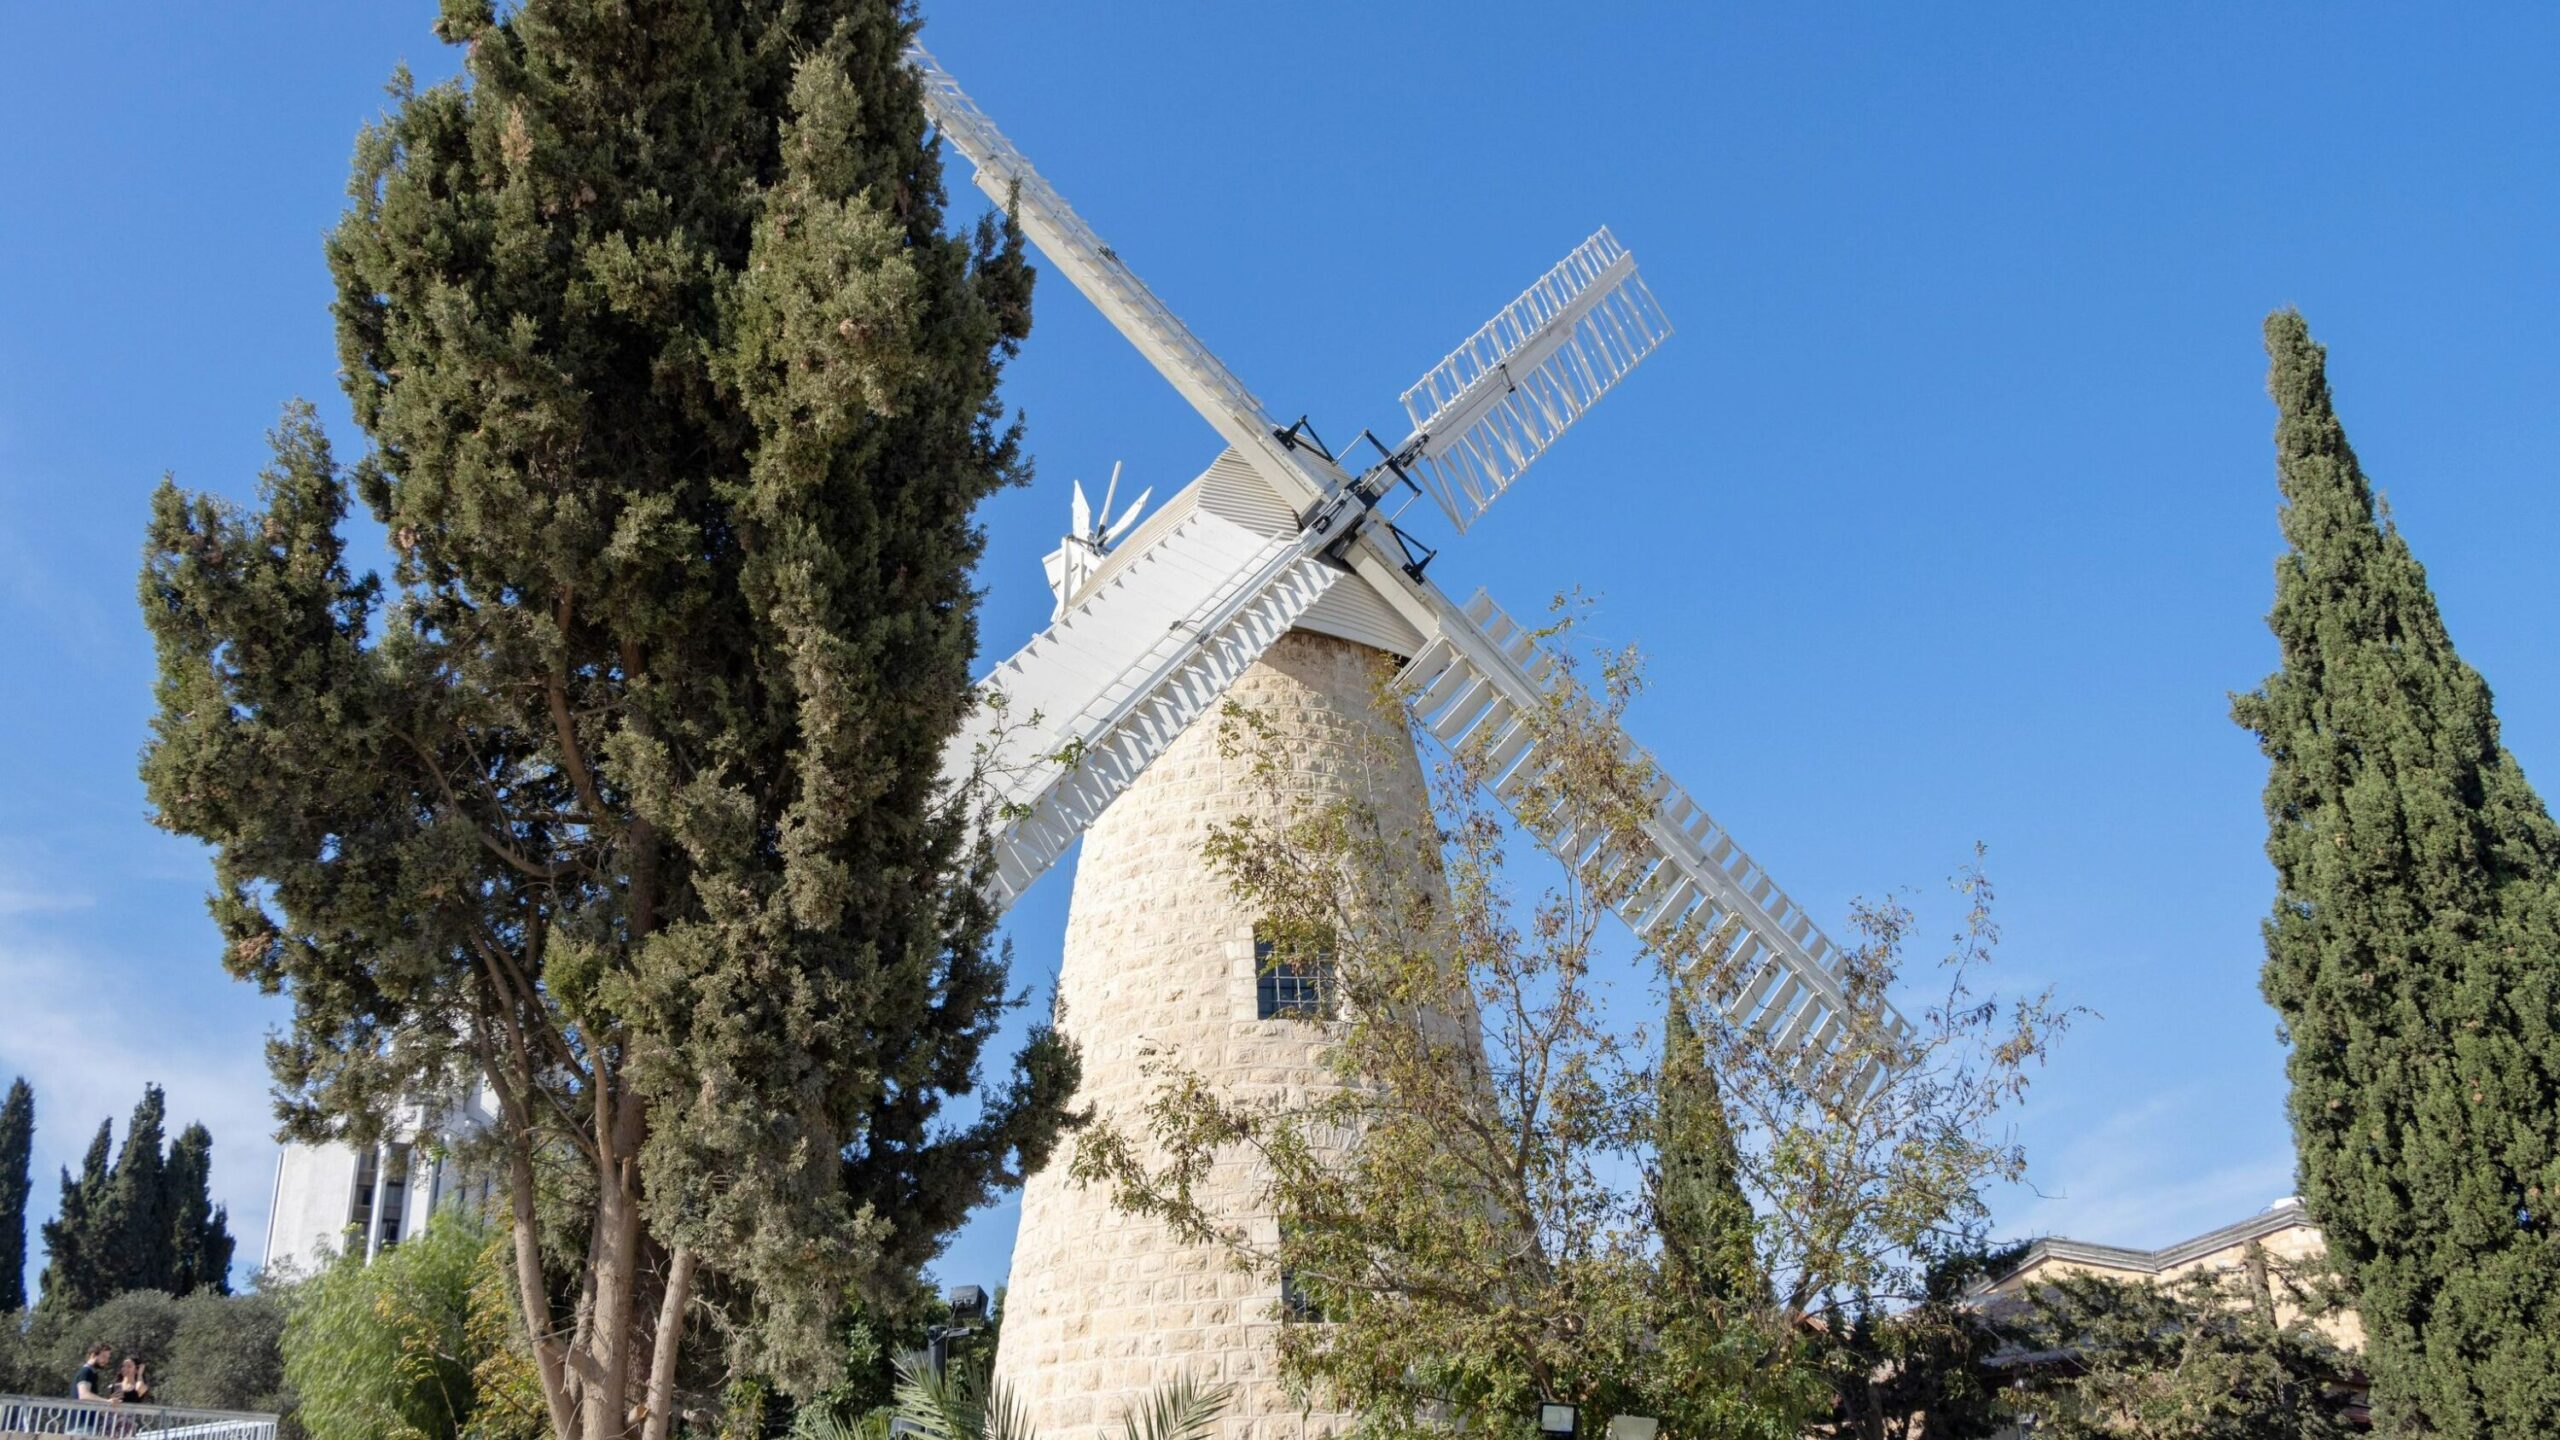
[0,1395,278,1440]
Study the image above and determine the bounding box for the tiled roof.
[1977,1198,2316,1294]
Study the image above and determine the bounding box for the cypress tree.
[39,1120,114,1312]
[2233,309,2560,1435]
[100,1084,175,1295]
[1653,976,1761,1308]
[166,1121,235,1296]
[138,5,1072,1435]
[0,1077,29,1311]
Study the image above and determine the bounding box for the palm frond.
[980,1374,1042,1440]
[1115,1372,1235,1440]
[791,1406,895,1440]
[890,1351,986,1440]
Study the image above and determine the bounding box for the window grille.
[1280,1267,1323,1322]
[1254,924,1335,1020]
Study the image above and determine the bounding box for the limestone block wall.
[994,630,1442,1440]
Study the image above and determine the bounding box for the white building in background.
[261,1085,499,1274]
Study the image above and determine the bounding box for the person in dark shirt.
[71,1344,116,1403]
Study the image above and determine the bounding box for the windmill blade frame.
[1396,229,1673,533]
[912,44,1905,1087]
[1397,588,1914,1096]
[908,44,1344,516]
[947,513,1344,910]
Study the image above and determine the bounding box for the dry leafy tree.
[1073,612,2067,1436]
[137,5,1076,1438]
[1991,1245,2362,1440]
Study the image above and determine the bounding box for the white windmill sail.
[1397,589,1914,1094]
[910,43,1906,1081]
[947,510,1340,910]
[908,46,1343,515]
[948,446,1430,911]
[1395,229,1673,533]
[915,39,1394,909]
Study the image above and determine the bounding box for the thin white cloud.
[2000,1084,2297,1251]
[0,883,92,919]
[0,840,97,918]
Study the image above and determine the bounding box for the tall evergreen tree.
[0,1077,30,1311]
[166,1122,235,1296]
[1652,974,1761,1309]
[101,1084,175,1297]
[2233,309,2560,1436]
[137,5,1072,1437]
[39,1120,114,1312]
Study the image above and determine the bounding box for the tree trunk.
[583,1096,648,1440]
[2243,1240,2281,1333]
[496,1071,579,1440]
[639,1248,698,1440]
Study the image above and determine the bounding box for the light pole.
[892,1286,995,1440]
[926,1283,990,1377]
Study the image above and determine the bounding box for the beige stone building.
[1964,1196,2368,1438]
[990,612,1438,1438]
[1972,1196,2360,1351]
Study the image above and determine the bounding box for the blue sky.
[3,4,2556,1302]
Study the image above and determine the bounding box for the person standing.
[70,1344,115,1403]
[70,1345,118,1436]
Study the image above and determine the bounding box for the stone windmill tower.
[910,48,1912,1438]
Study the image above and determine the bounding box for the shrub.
[0,1284,292,1414]
[169,1286,291,1412]
[283,1215,484,1440]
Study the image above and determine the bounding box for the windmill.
[1039,462,1151,619]
[908,43,1910,1436]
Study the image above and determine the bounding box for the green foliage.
[1101,1370,1232,1440]
[787,1286,998,1434]
[100,1086,175,1301]
[34,1086,235,1309]
[1995,1259,2360,1439]
[1818,1244,2022,1440]
[136,2,1075,1431]
[0,1077,29,1312]
[0,1285,292,1413]
[168,1122,238,1297]
[39,1120,114,1312]
[284,1214,488,1440]
[0,1308,33,1396]
[2233,310,2560,1436]
[791,1353,1226,1440]
[461,1235,550,1440]
[1074,629,2064,1436]
[169,1285,294,1414]
[866,1353,1036,1440]
[1655,974,1763,1310]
